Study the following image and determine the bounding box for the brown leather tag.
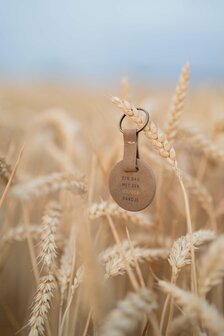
[122,129,138,172]
[109,159,156,211]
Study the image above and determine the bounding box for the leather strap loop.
[122,129,139,172]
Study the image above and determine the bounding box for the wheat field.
[0,65,224,336]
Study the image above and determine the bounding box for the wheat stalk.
[166,63,190,142]
[111,96,178,169]
[99,288,157,336]
[168,230,216,278]
[89,201,153,229]
[101,244,169,279]
[39,201,61,269]
[198,235,224,297]
[159,280,224,336]
[28,202,61,335]
[28,274,56,336]
[11,172,87,200]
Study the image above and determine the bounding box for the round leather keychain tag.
[109,108,156,212]
[109,159,156,211]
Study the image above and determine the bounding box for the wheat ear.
[28,202,61,336]
[89,201,153,229]
[161,230,215,333]
[111,96,178,169]
[198,235,224,297]
[99,288,157,336]
[28,274,56,336]
[159,280,224,336]
[11,172,87,200]
[100,242,168,279]
[39,201,61,269]
[166,63,190,142]
[168,229,216,279]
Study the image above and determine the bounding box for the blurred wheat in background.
[0,64,224,336]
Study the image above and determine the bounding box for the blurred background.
[0,0,224,85]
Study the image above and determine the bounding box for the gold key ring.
[119,107,149,134]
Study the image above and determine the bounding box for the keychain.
[109,108,156,212]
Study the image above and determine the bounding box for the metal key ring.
[119,107,149,134]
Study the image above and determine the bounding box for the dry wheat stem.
[99,288,157,336]
[177,176,198,294]
[198,235,224,297]
[166,63,190,142]
[59,266,85,336]
[89,201,153,229]
[181,170,216,228]
[11,172,87,200]
[58,235,77,336]
[58,242,73,333]
[0,144,24,209]
[106,214,140,290]
[124,225,146,288]
[159,280,224,336]
[22,205,40,286]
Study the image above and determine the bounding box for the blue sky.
[0,0,223,83]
